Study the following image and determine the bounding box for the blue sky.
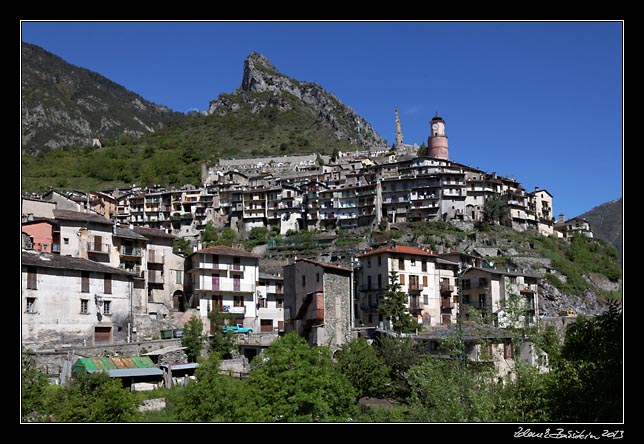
[21,20,623,219]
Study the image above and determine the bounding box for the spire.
[395,107,404,148]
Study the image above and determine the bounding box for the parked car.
[221,324,253,334]
[539,311,551,318]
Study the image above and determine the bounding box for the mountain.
[21,42,185,154]
[21,50,389,193]
[206,52,386,149]
[577,197,623,265]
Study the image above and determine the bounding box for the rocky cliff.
[208,52,386,148]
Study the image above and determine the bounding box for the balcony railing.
[88,242,110,254]
[440,282,454,293]
[120,246,142,257]
[222,305,246,315]
[519,285,536,293]
[408,283,424,292]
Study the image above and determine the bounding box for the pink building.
[21,219,59,253]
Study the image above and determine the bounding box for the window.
[27,266,37,290]
[410,259,416,266]
[212,295,223,311]
[233,295,244,307]
[104,273,112,294]
[400,274,405,285]
[377,274,382,289]
[423,294,429,305]
[479,294,486,308]
[276,297,284,309]
[503,340,512,359]
[302,275,306,287]
[367,259,371,268]
[63,238,69,245]
[398,258,405,270]
[378,256,382,266]
[421,260,427,272]
[462,279,471,290]
[103,300,111,315]
[509,276,517,284]
[176,270,183,285]
[81,271,90,293]
[80,299,89,314]
[367,275,372,290]
[316,272,320,282]
[422,276,428,287]
[478,277,488,287]
[26,297,36,313]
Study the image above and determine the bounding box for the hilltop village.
[21,113,594,382]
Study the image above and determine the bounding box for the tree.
[545,301,623,422]
[335,337,391,398]
[207,306,236,359]
[417,142,428,157]
[172,237,192,256]
[375,335,422,399]
[380,270,417,334]
[51,371,137,422]
[245,333,358,422]
[170,352,252,422]
[481,195,511,226]
[21,352,51,421]
[182,316,205,362]
[201,221,218,248]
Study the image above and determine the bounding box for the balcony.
[440,282,454,293]
[119,264,145,279]
[147,250,165,264]
[148,270,164,284]
[192,281,255,293]
[441,298,454,310]
[222,305,246,315]
[88,242,110,255]
[409,297,422,311]
[120,246,142,257]
[520,284,536,293]
[408,283,424,293]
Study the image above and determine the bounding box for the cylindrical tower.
[427,112,448,159]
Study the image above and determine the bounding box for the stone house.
[22,250,135,350]
[283,258,355,352]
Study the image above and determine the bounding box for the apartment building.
[356,245,459,330]
[460,267,540,328]
[184,245,261,333]
[256,272,285,332]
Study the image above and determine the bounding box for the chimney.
[558,214,565,223]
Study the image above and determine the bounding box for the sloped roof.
[114,226,148,241]
[53,209,112,225]
[296,257,352,273]
[357,245,437,258]
[72,356,163,378]
[133,226,176,240]
[190,245,261,259]
[21,251,133,276]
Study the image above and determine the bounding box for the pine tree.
[380,270,417,334]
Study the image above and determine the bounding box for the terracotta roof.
[357,245,437,258]
[53,209,112,225]
[133,226,176,239]
[21,251,133,276]
[190,245,261,259]
[296,258,352,273]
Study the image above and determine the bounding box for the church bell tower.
[427,112,449,159]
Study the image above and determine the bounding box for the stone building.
[283,258,355,352]
[22,250,135,350]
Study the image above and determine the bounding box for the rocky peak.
[210,52,387,148]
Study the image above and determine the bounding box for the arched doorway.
[172,290,185,312]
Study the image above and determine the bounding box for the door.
[233,274,240,292]
[212,273,220,291]
[94,326,111,344]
